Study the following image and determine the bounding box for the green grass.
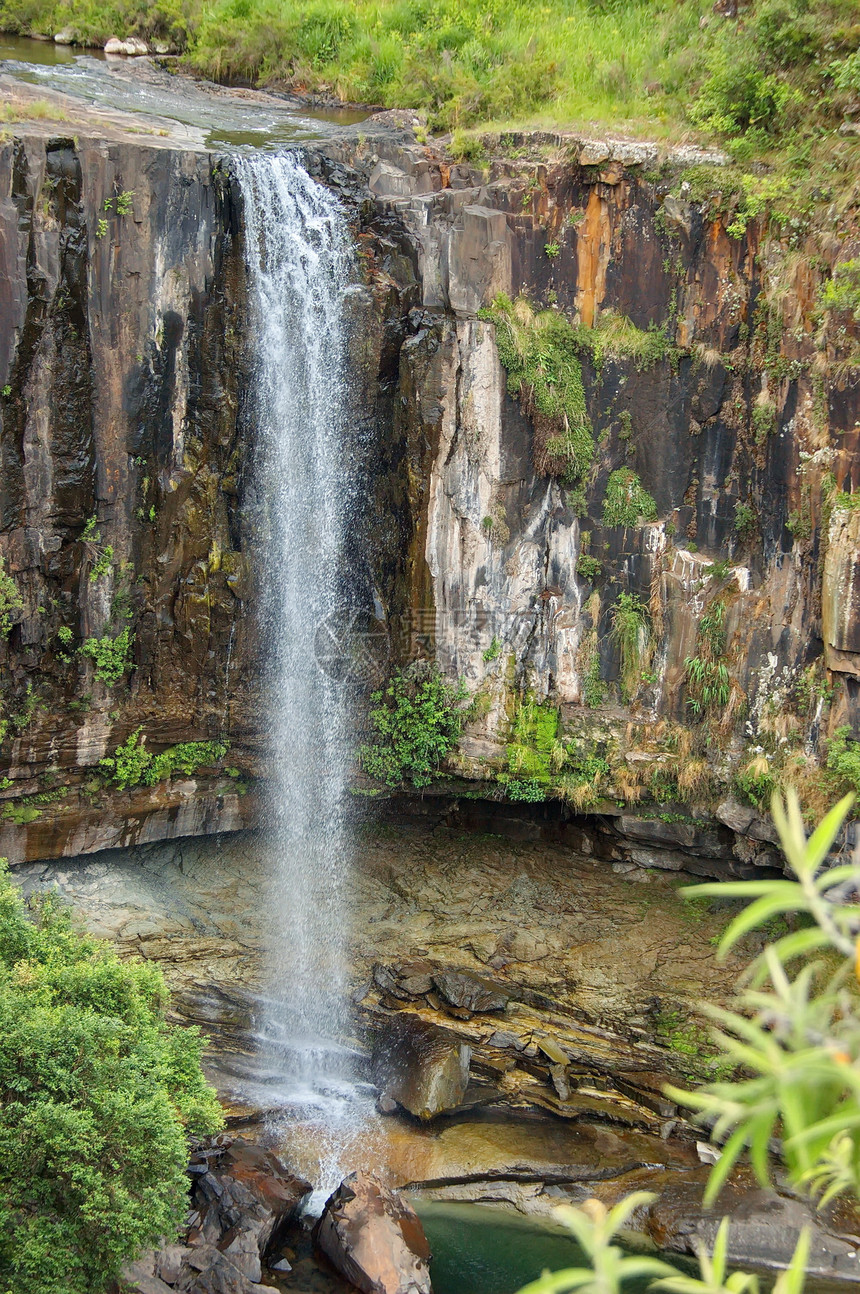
[2,0,859,218]
[186,0,712,134]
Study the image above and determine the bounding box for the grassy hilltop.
[1,0,859,201]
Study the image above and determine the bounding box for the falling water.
[235,151,366,1155]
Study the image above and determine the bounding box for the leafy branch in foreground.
[666,789,860,1205]
[518,1196,809,1294]
[518,786,859,1294]
[517,1194,674,1294]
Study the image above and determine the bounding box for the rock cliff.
[2,102,859,863]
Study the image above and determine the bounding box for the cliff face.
[0,132,256,859]
[332,130,860,830]
[1,117,859,863]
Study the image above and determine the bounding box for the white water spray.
[235,151,366,1152]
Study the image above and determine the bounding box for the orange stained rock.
[576,189,611,328]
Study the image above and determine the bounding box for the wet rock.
[122,1138,309,1293]
[372,1014,471,1120]
[646,1178,860,1280]
[179,1245,277,1292]
[316,1172,432,1294]
[432,969,509,1013]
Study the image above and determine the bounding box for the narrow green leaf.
[717,893,810,958]
[771,1228,809,1294]
[804,794,855,873]
[710,1215,730,1283]
[703,1124,752,1204]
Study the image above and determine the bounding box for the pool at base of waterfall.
[266,1199,856,1294]
[417,1202,608,1294]
[264,1201,606,1294]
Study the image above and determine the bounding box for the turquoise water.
[417,1201,602,1294]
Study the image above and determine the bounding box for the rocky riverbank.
[12,822,860,1283]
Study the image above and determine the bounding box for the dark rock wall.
[0,135,255,858]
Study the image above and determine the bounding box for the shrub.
[506,778,546,802]
[819,258,860,321]
[576,553,602,582]
[735,753,777,809]
[826,726,860,795]
[146,740,230,784]
[79,627,133,687]
[482,635,501,663]
[0,861,222,1294]
[601,469,657,527]
[734,500,757,542]
[360,661,471,788]
[88,544,114,582]
[0,557,23,637]
[99,727,151,790]
[99,732,230,791]
[684,600,731,717]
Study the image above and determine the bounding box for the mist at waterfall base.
[234,151,378,1197]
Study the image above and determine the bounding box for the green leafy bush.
[360,661,471,788]
[99,730,229,791]
[0,861,222,1294]
[146,740,230,784]
[819,259,860,321]
[506,778,546,802]
[79,627,133,687]
[602,469,657,527]
[734,500,758,542]
[479,295,593,484]
[826,726,860,795]
[0,556,23,637]
[576,553,602,583]
[88,543,114,582]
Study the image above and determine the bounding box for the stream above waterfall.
[0,38,369,147]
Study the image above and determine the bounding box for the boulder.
[431,969,509,1013]
[647,1178,860,1280]
[104,34,149,54]
[372,1014,471,1120]
[316,1173,432,1294]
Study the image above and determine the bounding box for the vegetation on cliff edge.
[2,1,858,188]
[360,660,471,788]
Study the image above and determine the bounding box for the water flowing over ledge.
[235,151,370,1183]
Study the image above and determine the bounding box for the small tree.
[0,863,222,1294]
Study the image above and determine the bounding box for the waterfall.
[235,151,362,1139]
